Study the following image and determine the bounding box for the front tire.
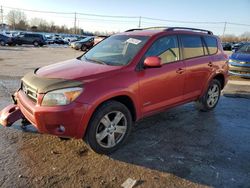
[196,79,221,112]
[81,45,87,51]
[85,101,132,154]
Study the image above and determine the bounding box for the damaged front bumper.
[0,104,24,127]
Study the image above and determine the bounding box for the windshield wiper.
[83,56,107,65]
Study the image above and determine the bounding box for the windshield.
[79,37,92,42]
[82,35,149,66]
[237,44,250,54]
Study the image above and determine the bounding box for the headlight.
[228,59,233,63]
[42,87,83,106]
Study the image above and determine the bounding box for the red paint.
[1,29,228,139]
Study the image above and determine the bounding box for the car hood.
[21,58,121,93]
[36,58,121,81]
[230,52,250,62]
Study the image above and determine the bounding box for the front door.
[138,35,186,116]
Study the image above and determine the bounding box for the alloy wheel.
[96,111,127,148]
[207,83,220,108]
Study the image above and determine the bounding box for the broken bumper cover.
[16,90,89,139]
[0,104,24,127]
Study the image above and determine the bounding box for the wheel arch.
[213,73,225,89]
[80,93,138,138]
[200,72,226,99]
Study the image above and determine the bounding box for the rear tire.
[33,41,39,47]
[85,100,132,154]
[196,79,221,112]
[0,40,6,46]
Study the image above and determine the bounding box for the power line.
[227,22,250,27]
[2,5,250,27]
[141,16,225,24]
[2,6,74,14]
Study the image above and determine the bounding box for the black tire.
[85,100,132,154]
[0,40,6,46]
[33,41,39,47]
[81,45,87,51]
[196,79,221,112]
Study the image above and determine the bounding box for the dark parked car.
[222,42,232,51]
[232,42,245,51]
[70,37,94,51]
[53,37,67,45]
[229,43,250,78]
[0,34,13,46]
[12,33,47,47]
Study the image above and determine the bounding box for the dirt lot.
[0,46,250,188]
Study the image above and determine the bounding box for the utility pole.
[222,21,227,39]
[138,16,141,28]
[74,12,77,34]
[0,6,3,30]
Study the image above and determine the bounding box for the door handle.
[208,62,213,67]
[176,68,185,74]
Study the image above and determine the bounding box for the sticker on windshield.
[126,38,141,45]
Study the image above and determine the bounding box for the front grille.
[21,82,37,103]
[231,70,250,74]
[232,60,250,65]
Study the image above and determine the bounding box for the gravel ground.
[0,46,250,188]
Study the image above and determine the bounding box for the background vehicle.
[0,34,13,46]
[0,27,228,154]
[222,42,232,51]
[232,42,245,51]
[70,36,94,51]
[229,43,250,78]
[12,33,47,47]
[53,36,68,45]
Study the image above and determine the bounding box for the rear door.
[23,34,32,44]
[138,35,186,116]
[179,34,212,100]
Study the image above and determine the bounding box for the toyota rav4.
[0,27,229,154]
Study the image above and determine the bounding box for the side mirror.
[144,56,162,68]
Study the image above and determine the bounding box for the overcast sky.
[1,0,250,35]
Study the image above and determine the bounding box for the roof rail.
[144,26,168,30]
[125,28,143,32]
[165,27,213,35]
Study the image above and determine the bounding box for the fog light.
[58,125,65,133]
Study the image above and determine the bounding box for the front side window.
[180,35,204,59]
[144,35,180,64]
[82,35,149,66]
[204,36,218,55]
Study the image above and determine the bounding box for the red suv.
[0,27,229,154]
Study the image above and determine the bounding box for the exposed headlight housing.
[41,87,83,106]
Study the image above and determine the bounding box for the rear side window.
[180,35,204,59]
[144,35,180,64]
[204,36,218,54]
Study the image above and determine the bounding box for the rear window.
[180,35,204,59]
[204,36,218,54]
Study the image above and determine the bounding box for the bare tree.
[240,32,250,41]
[6,10,27,30]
